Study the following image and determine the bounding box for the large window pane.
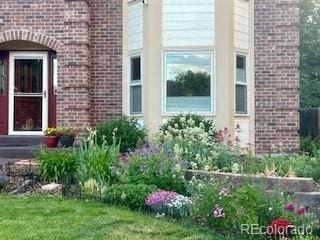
[130,85,142,115]
[236,55,246,83]
[166,53,212,113]
[236,85,247,114]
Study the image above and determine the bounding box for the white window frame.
[235,53,249,116]
[162,51,215,116]
[128,53,143,116]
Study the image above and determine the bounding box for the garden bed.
[187,170,319,193]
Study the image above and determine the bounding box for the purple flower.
[285,203,295,212]
[213,204,225,218]
[296,207,306,215]
[145,191,178,207]
[134,144,161,158]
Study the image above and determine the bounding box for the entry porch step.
[0,145,44,159]
[0,135,45,147]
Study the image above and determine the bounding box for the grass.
[0,195,229,240]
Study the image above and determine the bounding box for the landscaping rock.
[294,192,320,207]
[188,170,318,193]
[41,183,62,192]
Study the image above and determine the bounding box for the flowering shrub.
[103,184,157,210]
[191,183,318,236]
[96,116,146,153]
[166,194,193,218]
[154,115,240,172]
[146,191,192,218]
[123,148,187,194]
[154,115,216,170]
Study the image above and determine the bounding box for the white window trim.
[235,52,250,116]
[128,53,143,116]
[162,51,216,117]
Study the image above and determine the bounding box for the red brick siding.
[254,0,300,153]
[90,0,123,125]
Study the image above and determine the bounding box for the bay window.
[164,52,213,114]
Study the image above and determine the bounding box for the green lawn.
[0,195,228,240]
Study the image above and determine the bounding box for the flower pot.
[60,135,75,148]
[44,136,59,148]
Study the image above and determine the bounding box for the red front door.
[0,51,9,135]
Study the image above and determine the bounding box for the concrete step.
[0,135,45,147]
[0,145,44,159]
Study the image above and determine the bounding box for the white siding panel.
[234,0,249,50]
[128,2,143,51]
[163,0,215,47]
[235,118,250,147]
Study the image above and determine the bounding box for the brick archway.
[0,29,62,51]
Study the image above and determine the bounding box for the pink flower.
[285,203,295,212]
[213,204,225,218]
[145,191,178,207]
[296,207,306,215]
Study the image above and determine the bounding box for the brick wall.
[0,0,123,131]
[255,0,300,153]
[90,0,123,125]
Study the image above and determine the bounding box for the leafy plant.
[36,148,78,184]
[123,151,187,194]
[191,182,316,236]
[160,114,215,138]
[96,116,146,153]
[78,129,120,187]
[103,184,157,210]
[301,137,320,156]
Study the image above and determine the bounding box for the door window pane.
[14,97,42,131]
[130,85,142,115]
[165,53,212,113]
[0,59,6,94]
[236,85,247,114]
[15,59,43,93]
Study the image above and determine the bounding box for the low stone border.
[187,170,319,193]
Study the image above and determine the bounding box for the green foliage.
[160,114,215,138]
[78,129,120,187]
[124,153,187,194]
[300,0,320,108]
[213,144,240,172]
[96,116,146,153]
[191,183,313,235]
[242,154,320,183]
[103,184,157,210]
[154,114,218,171]
[301,137,320,156]
[36,148,78,184]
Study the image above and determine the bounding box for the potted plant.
[44,127,59,148]
[58,127,77,147]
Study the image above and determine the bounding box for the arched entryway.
[0,38,59,135]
